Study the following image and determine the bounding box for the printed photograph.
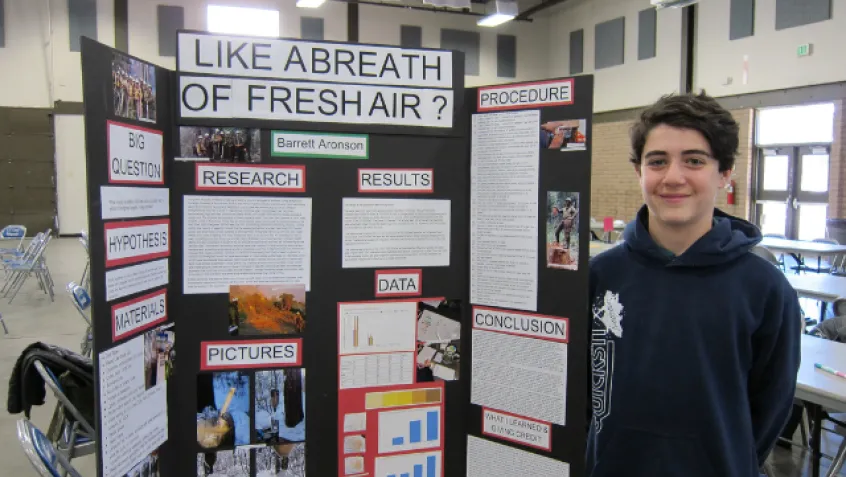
[256,443,306,477]
[546,191,581,270]
[229,285,306,336]
[143,323,175,391]
[540,119,587,151]
[416,299,461,382]
[197,448,251,477]
[123,450,159,477]
[254,369,306,445]
[197,371,252,450]
[113,52,156,123]
[178,127,262,163]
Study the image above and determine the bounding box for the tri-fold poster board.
[81,30,593,477]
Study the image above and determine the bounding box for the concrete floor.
[0,238,843,476]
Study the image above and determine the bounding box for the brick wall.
[831,100,846,219]
[589,108,754,223]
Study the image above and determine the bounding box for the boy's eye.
[646,158,666,166]
[686,157,707,165]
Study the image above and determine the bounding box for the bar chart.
[378,406,441,453]
[375,450,442,477]
[339,301,417,355]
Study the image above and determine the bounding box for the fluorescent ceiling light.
[207,5,280,37]
[477,0,518,27]
[477,13,515,27]
[296,0,327,8]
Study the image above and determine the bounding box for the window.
[207,5,280,37]
[755,103,834,146]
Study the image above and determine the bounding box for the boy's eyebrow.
[643,149,711,158]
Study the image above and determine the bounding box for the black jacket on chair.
[6,342,94,421]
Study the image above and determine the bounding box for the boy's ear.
[720,168,733,187]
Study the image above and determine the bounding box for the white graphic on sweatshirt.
[591,290,624,433]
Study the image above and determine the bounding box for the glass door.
[754,146,829,239]
[756,147,792,237]
[795,145,830,241]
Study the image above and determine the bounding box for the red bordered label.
[111,288,167,342]
[358,168,434,193]
[472,306,569,343]
[201,338,302,370]
[107,120,164,185]
[374,269,422,297]
[104,218,170,268]
[196,163,306,192]
[477,78,574,112]
[482,407,552,451]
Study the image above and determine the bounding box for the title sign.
[107,121,164,184]
[201,339,302,370]
[358,168,433,193]
[104,218,170,268]
[195,163,306,192]
[177,32,454,128]
[478,79,574,112]
[374,269,422,297]
[111,288,167,341]
[472,306,569,342]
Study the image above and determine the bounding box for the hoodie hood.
[622,205,762,267]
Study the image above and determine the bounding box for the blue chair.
[33,361,95,474]
[65,282,92,357]
[0,225,27,255]
[16,419,82,477]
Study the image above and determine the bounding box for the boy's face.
[636,124,731,228]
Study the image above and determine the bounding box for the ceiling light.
[477,0,518,27]
[296,0,326,8]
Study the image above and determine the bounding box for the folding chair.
[2,232,55,304]
[66,282,92,357]
[78,232,89,290]
[33,361,95,475]
[16,419,83,477]
[0,225,27,255]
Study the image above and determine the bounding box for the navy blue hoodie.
[586,206,801,477]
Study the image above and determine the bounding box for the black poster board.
[82,37,176,476]
[463,76,593,476]
[82,32,593,477]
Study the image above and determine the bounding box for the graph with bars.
[375,450,441,477]
[378,406,441,454]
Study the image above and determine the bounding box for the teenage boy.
[587,92,801,477]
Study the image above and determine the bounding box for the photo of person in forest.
[546,191,581,270]
[229,285,306,336]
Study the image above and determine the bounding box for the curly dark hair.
[630,92,739,172]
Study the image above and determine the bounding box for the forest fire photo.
[229,285,307,336]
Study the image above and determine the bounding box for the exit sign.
[797,43,813,57]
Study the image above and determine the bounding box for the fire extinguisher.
[727,180,736,205]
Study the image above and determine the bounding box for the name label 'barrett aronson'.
[271,131,368,159]
[201,339,302,370]
[472,306,569,343]
[196,163,306,192]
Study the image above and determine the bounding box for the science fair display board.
[82,30,592,477]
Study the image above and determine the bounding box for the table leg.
[806,402,822,477]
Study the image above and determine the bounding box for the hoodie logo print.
[591,290,624,432]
